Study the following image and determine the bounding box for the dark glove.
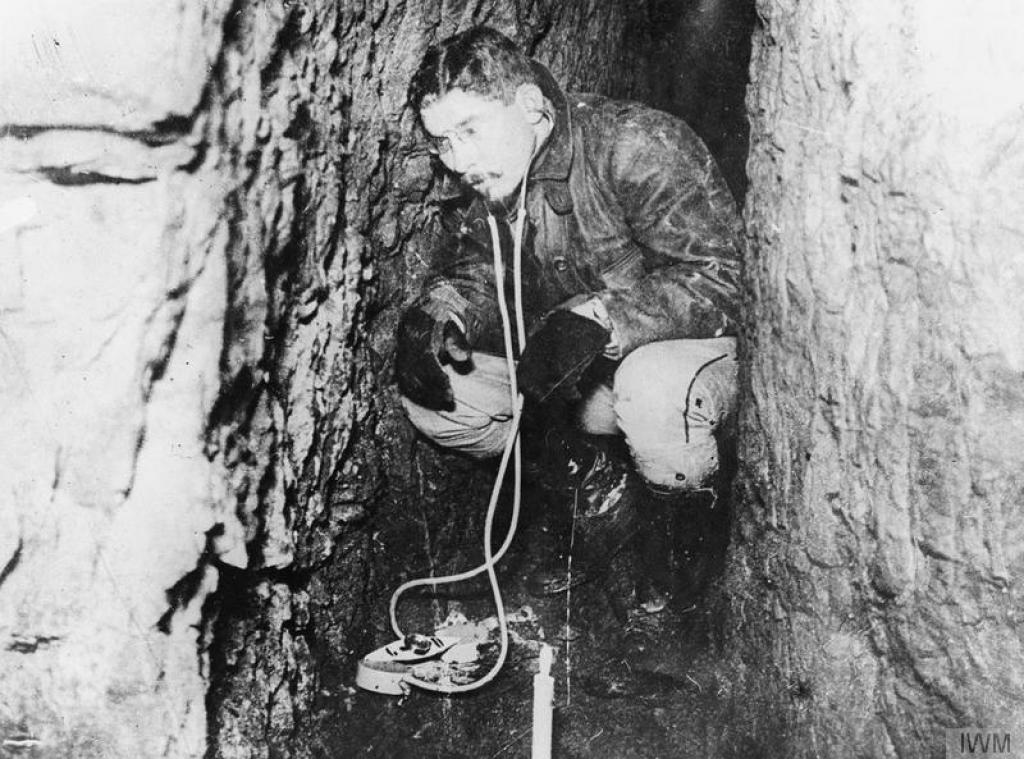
[516,310,611,403]
[395,305,469,411]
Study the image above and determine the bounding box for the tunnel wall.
[0,2,239,756]
[728,0,1024,756]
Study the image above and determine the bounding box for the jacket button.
[553,257,569,272]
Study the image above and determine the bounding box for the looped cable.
[389,150,534,694]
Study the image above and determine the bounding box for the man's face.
[419,87,538,203]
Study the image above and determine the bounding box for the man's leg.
[612,337,739,609]
[400,352,514,459]
[613,337,738,494]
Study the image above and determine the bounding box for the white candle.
[532,644,555,759]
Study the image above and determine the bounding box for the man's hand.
[396,305,470,411]
[516,310,611,403]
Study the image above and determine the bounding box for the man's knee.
[615,339,737,422]
[400,352,514,459]
[613,338,738,491]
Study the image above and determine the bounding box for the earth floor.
[311,480,765,759]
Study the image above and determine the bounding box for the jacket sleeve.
[420,204,507,356]
[596,108,743,355]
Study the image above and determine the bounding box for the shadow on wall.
[637,0,756,201]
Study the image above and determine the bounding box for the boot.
[635,418,736,610]
[520,404,632,519]
[636,479,732,610]
[522,432,638,597]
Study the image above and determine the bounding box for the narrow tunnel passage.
[3,1,1022,758]
[200,2,756,757]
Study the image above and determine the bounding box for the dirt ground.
[310,476,771,759]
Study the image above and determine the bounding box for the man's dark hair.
[408,27,538,113]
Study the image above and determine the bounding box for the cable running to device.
[389,140,534,693]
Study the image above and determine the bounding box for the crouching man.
[395,26,742,613]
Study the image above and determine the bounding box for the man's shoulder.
[566,92,699,147]
[566,92,680,122]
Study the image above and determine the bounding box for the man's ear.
[514,83,548,125]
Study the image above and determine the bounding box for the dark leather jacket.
[422,63,743,358]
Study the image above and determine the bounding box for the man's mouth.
[465,172,497,188]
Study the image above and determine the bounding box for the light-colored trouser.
[401,338,738,493]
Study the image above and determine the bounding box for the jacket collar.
[527,60,573,185]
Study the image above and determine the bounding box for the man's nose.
[445,140,477,174]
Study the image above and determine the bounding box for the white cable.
[389,155,533,694]
[511,184,528,354]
